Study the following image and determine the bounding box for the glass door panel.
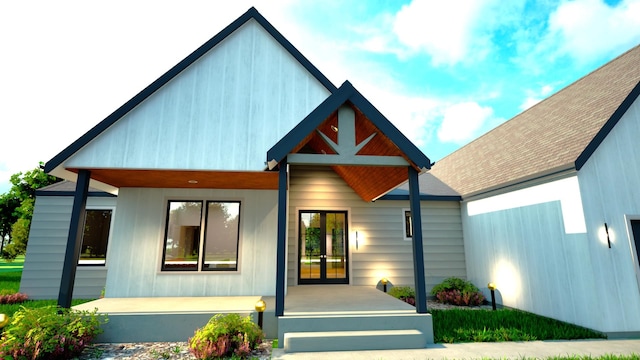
[299,211,348,284]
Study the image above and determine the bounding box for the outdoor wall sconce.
[0,314,9,329]
[487,282,497,311]
[604,222,612,248]
[381,278,389,293]
[356,231,359,250]
[255,300,266,330]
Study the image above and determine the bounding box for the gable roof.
[381,172,461,201]
[44,7,337,175]
[430,45,640,198]
[268,81,432,202]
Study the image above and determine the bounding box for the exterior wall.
[21,195,117,299]
[66,19,331,171]
[287,166,466,293]
[462,98,640,334]
[577,97,640,333]
[104,187,278,297]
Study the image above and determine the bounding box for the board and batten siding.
[20,195,117,299]
[287,166,466,293]
[577,96,640,334]
[104,187,278,297]
[65,19,331,171]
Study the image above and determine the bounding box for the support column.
[275,158,288,316]
[58,169,91,308]
[408,166,427,314]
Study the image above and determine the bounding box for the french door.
[298,211,348,284]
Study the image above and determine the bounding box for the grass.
[0,255,24,273]
[432,308,605,343]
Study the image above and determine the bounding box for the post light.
[255,300,266,330]
[487,282,497,311]
[381,278,388,293]
[0,314,9,329]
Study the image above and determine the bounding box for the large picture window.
[162,200,241,271]
[79,209,112,265]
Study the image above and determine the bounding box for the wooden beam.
[409,166,427,314]
[287,154,409,166]
[58,169,90,308]
[275,159,288,317]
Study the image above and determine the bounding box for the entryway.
[298,211,348,284]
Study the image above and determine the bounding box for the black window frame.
[78,208,113,266]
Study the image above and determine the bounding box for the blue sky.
[1,0,639,193]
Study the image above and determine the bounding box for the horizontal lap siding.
[21,196,116,299]
[105,188,278,297]
[287,166,465,293]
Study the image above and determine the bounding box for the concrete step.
[284,329,426,352]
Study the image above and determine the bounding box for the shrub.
[0,293,27,305]
[431,277,485,306]
[0,306,107,359]
[188,313,264,359]
[388,286,416,306]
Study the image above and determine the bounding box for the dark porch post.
[408,166,427,314]
[275,158,288,316]
[58,169,91,308]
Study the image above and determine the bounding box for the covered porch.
[73,285,432,352]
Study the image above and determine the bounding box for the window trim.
[78,207,115,267]
[403,208,412,241]
[161,199,242,273]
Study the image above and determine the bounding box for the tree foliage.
[0,162,60,259]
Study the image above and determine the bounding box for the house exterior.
[21,7,464,324]
[21,6,640,340]
[429,44,640,337]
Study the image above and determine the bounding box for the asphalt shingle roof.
[429,45,640,198]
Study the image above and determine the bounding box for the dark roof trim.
[35,190,116,198]
[575,80,640,170]
[378,193,462,201]
[267,81,432,170]
[45,7,337,173]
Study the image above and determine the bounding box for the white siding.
[104,187,278,297]
[66,19,331,171]
[577,96,640,333]
[287,166,466,294]
[462,97,640,334]
[21,195,117,299]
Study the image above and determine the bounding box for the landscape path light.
[255,299,266,330]
[488,282,497,311]
[381,278,388,293]
[0,313,9,329]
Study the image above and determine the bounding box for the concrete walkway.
[271,339,640,359]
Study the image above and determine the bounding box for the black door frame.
[298,210,349,285]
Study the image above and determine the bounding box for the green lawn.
[0,255,24,273]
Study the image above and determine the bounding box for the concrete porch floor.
[284,285,416,314]
[72,285,424,344]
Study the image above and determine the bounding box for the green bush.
[431,277,485,306]
[0,306,107,359]
[388,286,416,306]
[188,313,264,359]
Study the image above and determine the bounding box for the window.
[162,200,241,271]
[404,210,412,240]
[79,209,112,265]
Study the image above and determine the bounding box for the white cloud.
[390,0,526,66]
[437,102,494,144]
[548,0,640,62]
[519,97,541,111]
[519,84,554,111]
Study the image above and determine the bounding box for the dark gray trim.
[275,158,288,317]
[267,81,431,171]
[408,167,427,314]
[44,7,337,173]
[35,190,116,197]
[58,169,91,308]
[575,80,640,170]
[378,194,462,201]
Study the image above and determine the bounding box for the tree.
[0,162,60,259]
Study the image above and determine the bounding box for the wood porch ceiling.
[290,104,412,202]
[66,168,279,190]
